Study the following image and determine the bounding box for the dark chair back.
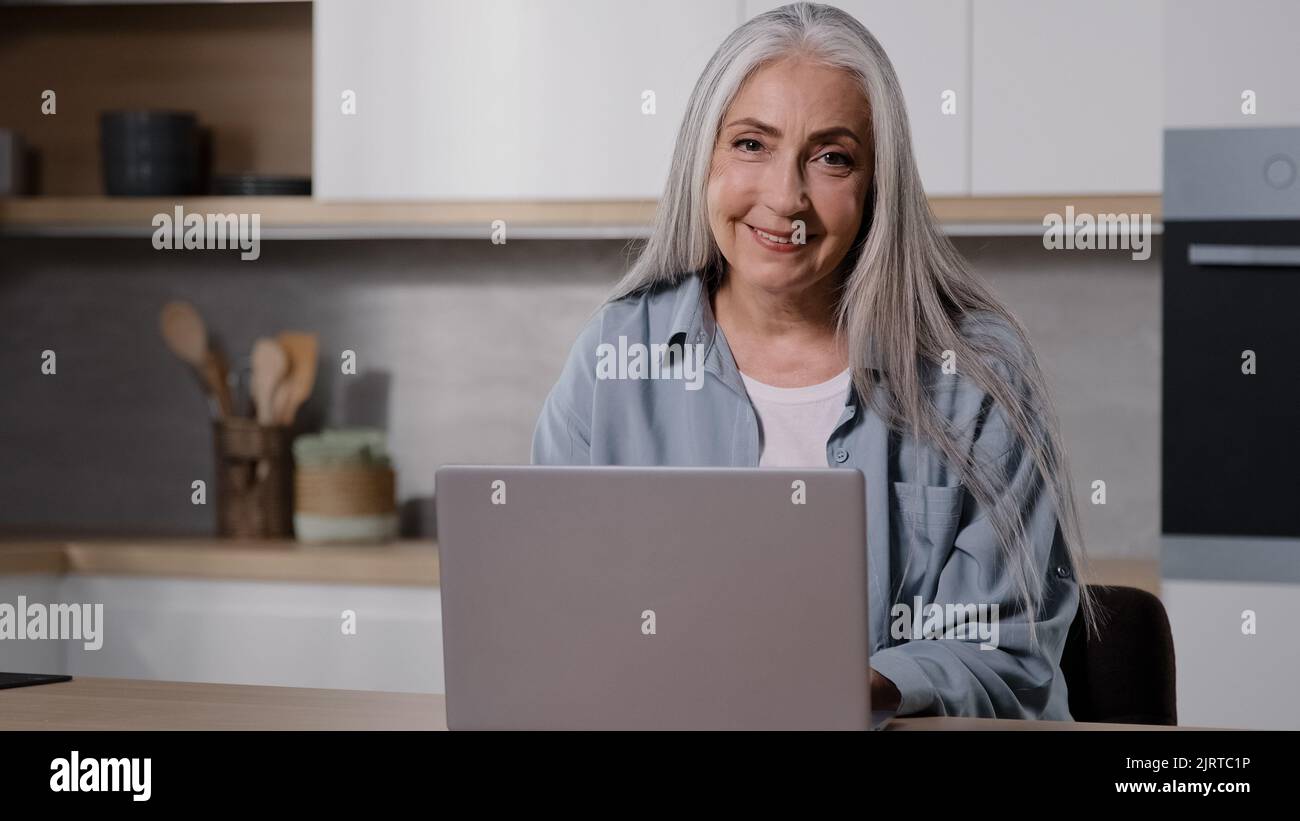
[1059,585,1177,725]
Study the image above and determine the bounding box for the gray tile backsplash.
[0,235,1159,557]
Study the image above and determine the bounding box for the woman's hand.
[870,669,902,711]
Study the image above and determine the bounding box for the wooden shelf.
[0,196,660,239]
[0,195,1162,240]
[931,194,1162,224]
[0,537,439,587]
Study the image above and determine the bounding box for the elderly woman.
[532,1,1096,719]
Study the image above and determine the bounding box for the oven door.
[1163,220,1300,537]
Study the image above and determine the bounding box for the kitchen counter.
[0,677,1201,731]
[0,538,1157,594]
[0,538,438,586]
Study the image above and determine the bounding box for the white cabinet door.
[61,576,444,694]
[1162,578,1300,730]
[745,1,971,195]
[314,0,740,200]
[971,0,1163,194]
[1166,0,1300,128]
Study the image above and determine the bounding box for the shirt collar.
[659,270,884,397]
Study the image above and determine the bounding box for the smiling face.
[706,56,874,297]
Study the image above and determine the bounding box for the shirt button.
[833,448,849,463]
[1055,565,1071,579]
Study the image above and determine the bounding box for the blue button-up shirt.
[531,271,1079,719]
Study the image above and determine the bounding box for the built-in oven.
[1163,127,1300,544]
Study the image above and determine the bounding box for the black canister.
[99,110,201,196]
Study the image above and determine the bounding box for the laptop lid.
[435,465,873,730]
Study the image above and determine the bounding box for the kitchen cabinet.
[1165,0,1300,128]
[0,572,443,694]
[314,0,1186,203]
[313,0,739,200]
[59,576,444,693]
[1162,577,1300,730]
[0,2,310,197]
[970,0,1162,195]
[744,1,971,196]
[0,540,443,693]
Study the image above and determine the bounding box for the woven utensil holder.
[295,466,396,517]
[213,417,294,538]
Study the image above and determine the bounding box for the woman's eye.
[733,138,764,153]
[818,151,852,167]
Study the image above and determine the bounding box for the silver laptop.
[435,465,892,730]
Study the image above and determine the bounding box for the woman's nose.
[762,155,811,217]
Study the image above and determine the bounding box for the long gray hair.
[609,1,1098,642]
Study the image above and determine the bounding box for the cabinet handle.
[1188,243,1300,267]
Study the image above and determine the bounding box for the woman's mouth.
[747,224,815,253]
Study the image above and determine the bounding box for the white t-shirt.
[738,367,852,467]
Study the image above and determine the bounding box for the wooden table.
[1,677,441,731]
[0,677,1199,731]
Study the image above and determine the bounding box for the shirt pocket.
[892,480,965,553]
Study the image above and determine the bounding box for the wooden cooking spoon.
[159,300,233,418]
[250,337,290,483]
[250,337,289,426]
